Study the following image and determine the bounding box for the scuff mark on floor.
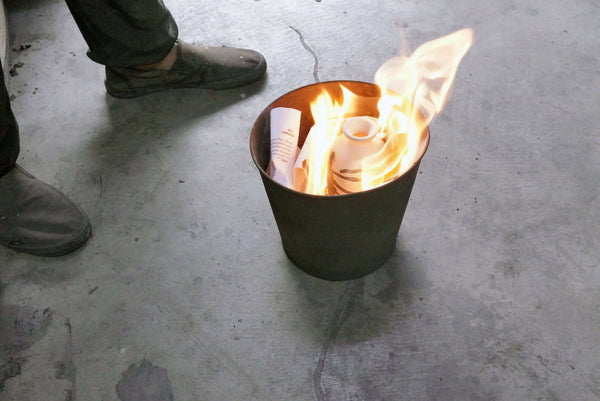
[1,305,52,352]
[0,356,25,390]
[54,319,77,400]
[116,358,173,401]
[97,171,104,199]
[0,305,52,389]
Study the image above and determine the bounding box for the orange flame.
[305,28,474,195]
[305,86,367,194]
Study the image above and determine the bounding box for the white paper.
[270,107,301,188]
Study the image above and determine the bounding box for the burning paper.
[329,116,385,194]
[270,28,474,195]
[292,133,310,192]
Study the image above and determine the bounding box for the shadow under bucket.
[250,81,430,281]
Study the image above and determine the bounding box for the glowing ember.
[301,28,474,195]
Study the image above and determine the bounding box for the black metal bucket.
[250,81,429,280]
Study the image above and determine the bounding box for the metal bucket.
[250,81,429,280]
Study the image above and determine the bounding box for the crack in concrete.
[290,26,320,83]
[313,280,362,401]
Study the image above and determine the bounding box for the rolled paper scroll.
[269,107,301,188]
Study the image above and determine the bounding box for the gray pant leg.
[64,0,178,68]
[0,61,19,176]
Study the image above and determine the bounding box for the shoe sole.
[6,222,92,257]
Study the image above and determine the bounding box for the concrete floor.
[1,0,599,400]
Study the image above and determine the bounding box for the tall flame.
[305,28,474,195]
[374,28,474,123]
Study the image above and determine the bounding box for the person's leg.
[64,0,267,98]
[0,61,91,256]
[0,63,19,175]
[64,0,178,68]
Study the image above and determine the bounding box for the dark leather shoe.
[105,40,267,98]
[0,165,91,256]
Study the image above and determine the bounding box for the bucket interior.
[251,81,384,177]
